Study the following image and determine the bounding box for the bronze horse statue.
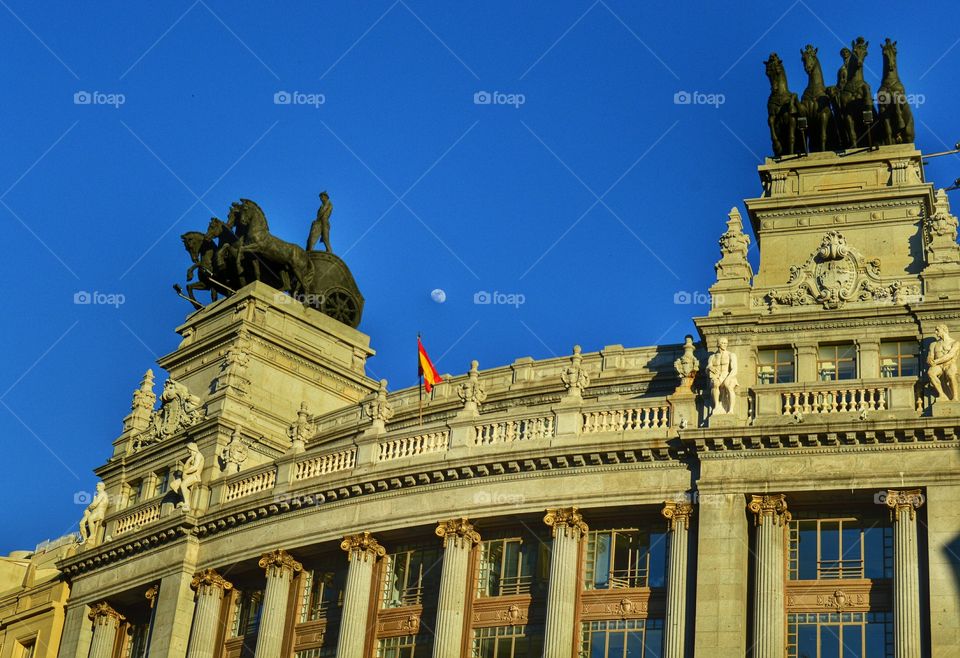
[765,53,800,157]
[837,37,877,148]
[180,231,229,303]
[799,45,835,152]
[232,199,315,295]
[878,38,914,144]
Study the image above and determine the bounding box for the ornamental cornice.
[340,532,385,561]
[191,568,234,593]
[884,488,925,521]
[258,549,303,576]
[435,517,481,548]
[685,423,960,453]
[748,494,791,526]
[661,500,694,530]
[543,506,589,538]
[248,334,367,392]
[752,198,926,220]
[88,601,125,624]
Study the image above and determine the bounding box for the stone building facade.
[53,144,960,657]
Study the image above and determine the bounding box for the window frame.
[879,340,919,378]
[757,347,796,384]
[817,343,858,381]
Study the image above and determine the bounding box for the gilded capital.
[258,549,303,578]
[88,601,125,625]
[144,584,159,609]
[340,532,386,562]
[661,500,694,530]
[435,517,481,549]
[748,494,791,526]
[191,568,234,595]
[885,489,925,521]
[543,507,588,538]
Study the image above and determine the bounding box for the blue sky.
[1,1,958,552]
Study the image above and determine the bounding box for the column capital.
[191,568,235,594]
[748,494,791,526]
[435,517,481,548]
[258,549,303,577]
[340,531,386,562]
[885,488,925,521]
[662,500,694,530]
[144,584,159,609]
[543,507,588,538]
[88,601,125,625]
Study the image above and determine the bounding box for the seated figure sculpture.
[927,324,959,401]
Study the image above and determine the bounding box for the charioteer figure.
[307,191,333,252]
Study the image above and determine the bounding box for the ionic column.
[87,602,124,658]
[186,569,234,658]
[886,489,924,658]
[748,494,790,658]
[542,507,588,658]
[662,500,694,658]
[432,518,481,658]
[336,532,386,658]
[254,550,303,658]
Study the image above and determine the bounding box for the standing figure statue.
[707,337,738,415]
[877,38,915,145]
[78,482,109,546]
[799,45,835,152]
[927,324,959,401]
[837,37,877,148]
[307,191,333,252]
[171,442,204,512]
[764,53,800,157]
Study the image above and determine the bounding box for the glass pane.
[837,359,856,380]
[843,624,863,658]
[759,350,775,364]
[626,627,643,658]
[609,629,625,657]
[820,624,841,658]
[818,346,834,360]
[647,532,667,588]
[797,623,817,658]
[778,363,795,383]
[841,525,862,578]
[643,625,662,658]
[865,619,887,656]
[900,356,918,377]
[838,344,857,359]
[880,342,898,357]
[594,534,611,589]
[798,524,818,580]
[589,631,606,658]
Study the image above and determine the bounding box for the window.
[758,348,795,384]
[787,612,893,657]
[584,529,667,590]
[476,537,549,597]
[19,641,36,658]
[126,480,143,508]
[880,341,919,378]
[473,625,543,658]
[233,590,264,638]
[127,622,150,658]
[580,619,663,657]
[789,517,893,581]
[153,470,170,498]
[818,344,857,381]
[377,634,431,658]
[301,569,346,622]
[382,546,441,608]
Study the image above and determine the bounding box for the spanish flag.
[418,336,442,393]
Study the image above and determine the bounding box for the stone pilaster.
[57,603,94,658]
[542,507,588,658]
[336,533,386,658]
[662,501,694,658]
[253,550,302,658]
[748,494,790,658]
[87,602,124,658]
[186,570,234,658]
[148,569,199,658]
[885,489,925,658]
[432,518,481,658]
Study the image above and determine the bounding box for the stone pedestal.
[336,533,386,658]
[186,570,233,658]
[87,602,124,658]
[661,501,693,658]
[254,550,302,658]
[542,507,588,658]
[748,494,790,658]
[930,399,960,417]
[432,518,481,658]
[885,489,925,658]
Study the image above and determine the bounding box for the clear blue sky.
[1,1,958,553]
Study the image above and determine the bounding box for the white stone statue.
[78,482,109,546]
[927,324,959,401]
[221,425,249,474]
[171,442,204,512]
[707,337,738,415]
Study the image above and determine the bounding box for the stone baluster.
[885,489,925,658]
[336,532,386,658]
[748,494,790,658]
[662,500,694,658]
[186,569,234,658]
[542,507,588,658]
[432,518,481,658]
[87,602,124,658]
[253,550,302,658]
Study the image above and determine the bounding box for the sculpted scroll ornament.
[191,569,234,594]
[673,335,699,392]
[258,549,303,577]
[561,346,590,398]
[435,517,481,548]
[748,494,791,526]
[759,231,919,311]
[341,532,386,561]
[543,507,588,538]
[135,378,204,450]
[457,361,487,410]
[364,379,395,423]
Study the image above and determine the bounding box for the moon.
[430,288,447,304]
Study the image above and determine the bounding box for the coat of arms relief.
[756,230,920,311]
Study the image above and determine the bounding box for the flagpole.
[418,332,423,427]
